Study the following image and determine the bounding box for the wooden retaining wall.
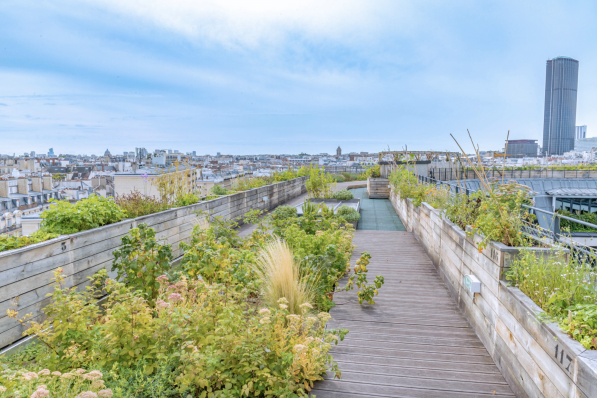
[0,177,307,349]
[390,190,597,398]
[366,177,390,199]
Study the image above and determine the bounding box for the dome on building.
[104,148,111,156]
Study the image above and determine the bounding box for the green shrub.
[333,189,354,200]
[305,167,336,199]
[0,230,59,253]
[6,270,346,397]
[211,184,229,196]
[365,165,381,178]
[337,205,360,223]
[557,209,597,232]
[112,223,173,305]
[332,174,346,182]
[41,195,126,235]
[506,250,597,349]
[173,192,201,207]
[115,190,168,218]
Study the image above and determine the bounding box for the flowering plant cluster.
[0,368,112,398]
[506,250,597,349]
[4,270,345,397]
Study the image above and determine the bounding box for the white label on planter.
[464,275,481,294]
[263,196,268,202]
[388,185,391,188]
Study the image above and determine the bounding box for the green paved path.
[351,188,407,231]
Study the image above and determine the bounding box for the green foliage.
[506,250,597,349]
[333,189,354,200]
[305,166,336,199]
[336,205,360,223]
[112,223,173,304]
[560,304,597,350]
[365,165,381,178]
[172,192,201,207]
[0,230,59,253]
[211,184,229,196]
[6,275,346,397]
[115,190,168,218]
[557,209,597,232]
[0,368,113,398]
[467,180,535,251]
[340,252,385,304]
[389,167,449,208]
[41,195,126,235]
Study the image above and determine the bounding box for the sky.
[1,0,596,156]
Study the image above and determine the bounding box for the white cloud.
[83,0,401,48]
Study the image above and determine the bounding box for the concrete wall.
[0,177,307,349]
[390,190,597,398]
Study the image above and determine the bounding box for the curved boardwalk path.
[310,196,514,397]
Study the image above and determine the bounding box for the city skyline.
[1,1,597,154]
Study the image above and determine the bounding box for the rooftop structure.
[505,139,538,158]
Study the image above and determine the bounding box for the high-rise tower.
[542,57,579,156]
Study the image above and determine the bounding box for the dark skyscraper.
[542,56,579,155]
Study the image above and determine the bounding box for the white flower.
[98,390,114,398]
[258,308,271,316]
[37,369,50,376]
[279,304,288,310]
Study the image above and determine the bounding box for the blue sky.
[1,0,596,156]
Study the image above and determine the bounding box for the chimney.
[31,177,43,192]
[17,177,29,195]
[43,175,53,191]
[0,180,8,198]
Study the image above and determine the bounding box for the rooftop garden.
[1,182,382,396]
[0,167,312,254]
[389,143,597,351]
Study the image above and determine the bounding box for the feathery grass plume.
[252,238,315,314]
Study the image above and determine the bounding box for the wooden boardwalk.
[310,230,514,398]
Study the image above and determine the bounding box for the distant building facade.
[542,56,579,155]
[576,125,587,139]
[506,139,538,158]
[336,146,342,156]
[574,137,597,152]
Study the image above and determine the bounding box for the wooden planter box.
[367,177,390,199]
[390,189,597,398]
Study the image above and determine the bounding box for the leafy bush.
[389,167,449,208]
[506,250,597,349]
[557,209,597,232]
[41,195,126,235]
[333,189,354,200]
[112,223,173,305]
[172,192,201,207]
[114,190,168,218]
[560,304,597,350]
[331,174,346,182]
[7,270,346,397]
[305,167,336,199]
[0,230,59,253]
[0,368,113,398]
[211,184,229,196]
[337,205,360,223]
[365,165,381,178]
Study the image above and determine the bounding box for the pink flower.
[98,390,114,398]
[76,392,98,398]
[30,387,50,398]
[168,293,182,302]
[167,284,176,290]
[156,275,169,282]
[156,299,169,308]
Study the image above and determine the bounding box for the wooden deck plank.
[310,230,514,397]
